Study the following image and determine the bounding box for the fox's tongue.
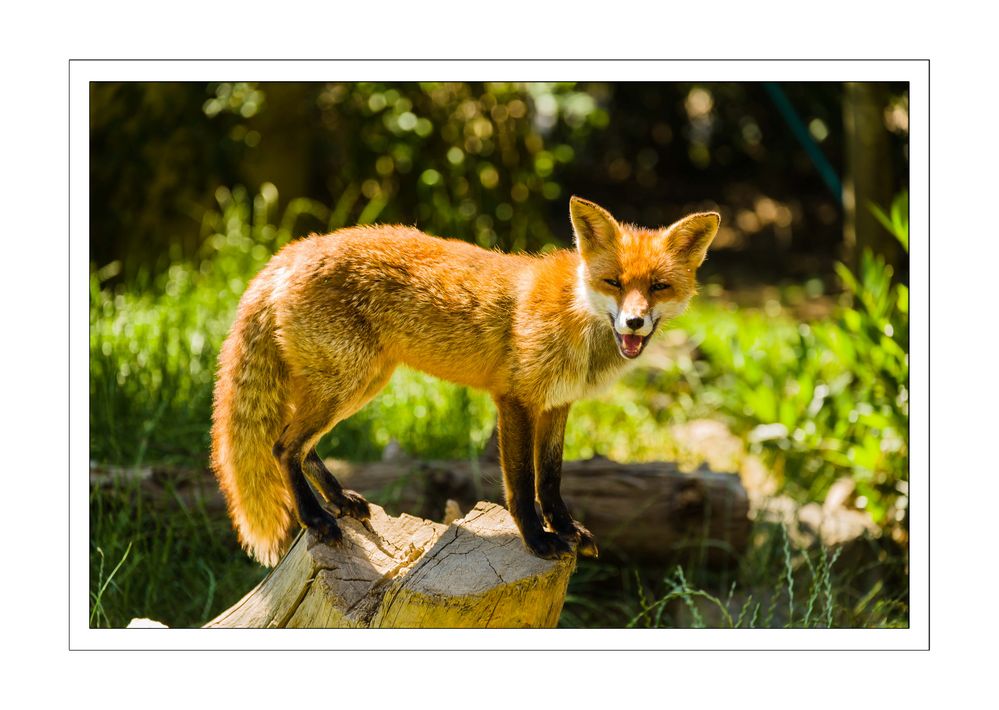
[621,334,644,357]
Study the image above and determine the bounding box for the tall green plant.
[663,193,909,525]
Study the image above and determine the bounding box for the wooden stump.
[203,501,575,628]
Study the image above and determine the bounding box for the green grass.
[89,186,909,628]
[90,476,267,628]
[559,517,907,629]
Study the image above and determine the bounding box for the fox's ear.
[663,212,721,268]
[570,196,620,258]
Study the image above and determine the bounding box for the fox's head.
[570,195,720,360]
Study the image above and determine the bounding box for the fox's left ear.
[663,212,721,268]
[570,196,620,259]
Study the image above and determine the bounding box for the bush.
[660,193,909,525]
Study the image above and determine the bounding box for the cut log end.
[202,501,575,629]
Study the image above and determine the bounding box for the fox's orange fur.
[211,197,719,565]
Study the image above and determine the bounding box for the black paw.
[336,489,371,520]
[523,530,574,560]
[549,518,599,558]
[305,509,343,546]
[570,524,599,558]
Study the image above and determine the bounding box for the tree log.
[326,456,750,565]
[202,501,575,628]
[94,452,751,566]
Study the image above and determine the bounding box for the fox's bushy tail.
[211,293,293,567]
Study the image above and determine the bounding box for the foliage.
[91,82,612,273]
[312,82,608,252]
[91,82,910,282]
[561,518,907,629]
[870,190,909,252]
[651,195,910,526]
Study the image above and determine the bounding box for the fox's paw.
[523,530,574,560]
[305,508,344,548]
[336,489,371,521]
[568,523,599,559]
[548,517,599,558]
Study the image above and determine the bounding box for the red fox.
[211,196,719,566]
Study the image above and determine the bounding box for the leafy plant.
[313,82,606,253]
[869,191,909,252]
[655,193,910,526]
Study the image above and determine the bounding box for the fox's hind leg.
[273,386,345,545]
[303,450,370,521]
[534,404,598,558]
[304,360,396,519]
[274,362,394,545]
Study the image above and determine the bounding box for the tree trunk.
[843,82,898,267]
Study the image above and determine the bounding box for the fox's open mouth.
[609,316,658,359]
[615,332,647,358]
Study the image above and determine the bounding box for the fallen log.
[195,501,573,628]
[90,457,751,564]
[326,456,750,564]
[94,454,751,565]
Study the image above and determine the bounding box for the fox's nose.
[625,316,645,331]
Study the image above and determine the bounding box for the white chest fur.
[542,362,628,409]
[540,320,633,410]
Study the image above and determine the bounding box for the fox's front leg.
[496,395,572,559]
[534,405,598,558]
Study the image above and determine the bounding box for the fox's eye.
[651,282,672,292]
[603,278,622,290]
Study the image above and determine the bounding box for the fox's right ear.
[663,211,721,268]
[570,196,619,258]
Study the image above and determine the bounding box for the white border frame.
[71,59,928,651]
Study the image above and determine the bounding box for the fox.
[211,196,719,566]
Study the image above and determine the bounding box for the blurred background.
[89,81,909,629]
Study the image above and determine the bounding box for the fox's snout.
[613,291,654,336]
